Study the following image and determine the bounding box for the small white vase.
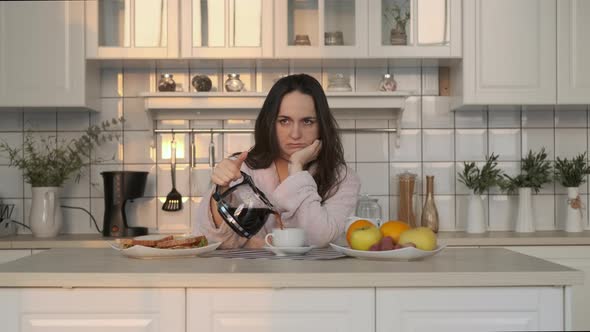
[29,187,63,238]
[466,193,486,233]
[515,187,535,233]
[565,187,584,232]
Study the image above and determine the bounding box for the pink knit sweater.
[192,162,360,249]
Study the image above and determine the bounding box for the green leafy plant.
[554,152,590,187]
[383,1,411,33]
[457,153,503,195]
[0,118,124,187]
[500,148,552,194]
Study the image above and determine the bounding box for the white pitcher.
[466,193,486,233]
[515,187,535,233]
[565,187,584,232]
[29,187,63,238]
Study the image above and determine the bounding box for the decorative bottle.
[225,73,244,92]
[158,74,176,92]
[421,175,439,233]
[378,73,397,91]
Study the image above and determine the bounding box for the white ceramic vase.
[29,187,63,238]
[515,187,535,233]
[565,187,584,232]
[466,193,486,233]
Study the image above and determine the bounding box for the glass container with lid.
[398,172,417,227]
[355,193,383,225]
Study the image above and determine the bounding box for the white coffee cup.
[264,228,305,247]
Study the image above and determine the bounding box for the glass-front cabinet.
[181,0,273,58]
[368,0,461,57]
[86,0,179,58]
[275,0,368,58]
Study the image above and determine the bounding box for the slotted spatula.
[162,136,183,211]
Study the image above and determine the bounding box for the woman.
[193,74,360,248]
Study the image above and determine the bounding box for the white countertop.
[1,231,590,249]
[0,247,582,288]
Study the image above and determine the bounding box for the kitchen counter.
[2,230,590,249]
[0,247,581,288]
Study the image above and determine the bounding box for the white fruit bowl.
[329,243,446,261]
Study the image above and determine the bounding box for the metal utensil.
[162,136,183,212]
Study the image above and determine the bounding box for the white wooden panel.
[187,288,374,332]
[463,0,556,104]
[507,246,590,331]
[377,287,563,331]
[0,250,31,264]
[0,288,185,332]
[0,1,86,107]
[557,0,590,103]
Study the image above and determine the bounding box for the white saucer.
[263,246,313,256]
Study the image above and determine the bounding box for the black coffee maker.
[101,171,149,237]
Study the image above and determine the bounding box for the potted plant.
[0,118,123,237]
[458,153,503,233]
[554,153,590,232]
[500,148,552,233]
[383,1,411,45]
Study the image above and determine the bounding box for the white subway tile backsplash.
[123,68,153,97]
[455,129,487,161]
[555,106,588,128]
[341,132,356,162]
[24,111,56,131]
[100,67,123,97]
[532,195,555,230]
[61,166,90,198]
[223,133,254,158]
[488,107,521,128]
[488,195,517,231]
[522,128,554,160]
[124,131,156,164]
[400,96,421,128]
[522,106,554,128]
[489,129,521,161]
[123,98,151,130]
[455,108,487,128]
[555,128,587,159]
[190,165,213,197]
[0,133,22,164]
[423,162,454,195]
[433,195,455,231]
[356,133,388,162]
[356,163,389,195]
[0,166,22,198]
[60,199,93,234]
[94,99,124,129]
[423,129,454,161]
[422,96,453,128]
[57,111,89,131]
[92,131,124,164]
[157,198,191,233]
[390,129,421,161]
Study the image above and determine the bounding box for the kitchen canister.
[158,74,176,92]
[225,73,244,92]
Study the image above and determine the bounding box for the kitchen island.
[0,247,583,331]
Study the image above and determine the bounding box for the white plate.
[263,246,313,256]
[329,243,446,261]
[109,240,221,259]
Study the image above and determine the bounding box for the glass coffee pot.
[212,171,277,238]
[355,193,383,225]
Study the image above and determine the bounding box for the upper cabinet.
[368,0,462,58]
[274,0,369,58]
[557,0,590,104]
[461,0,556,105]
[86,0,179,58]
[181,0,274,58]
[0,1,99,109]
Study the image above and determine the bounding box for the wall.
[0,64,588,235]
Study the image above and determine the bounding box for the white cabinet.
[368,0,462,58]
[0,288,185,332]
[557,0,590,104]
[86,0,179,58]
[274,0,369,58]
[181,0,274,58]
[462,0,556,105]
[377,287,563,331]
[187,288,374,332]
[0,250,31,265]
[506,246,590,331]
[0,1,99,109]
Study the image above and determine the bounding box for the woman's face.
[275,90,320,159]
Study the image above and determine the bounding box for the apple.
[349,226,383,251]
[398,227,437,251]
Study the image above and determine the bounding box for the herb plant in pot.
[458,154,502,233]
[0,119,123,238]
[501,149,552,233]
[554,153,590,232]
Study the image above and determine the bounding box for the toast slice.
[156,235,208,249]
[116,235,174,249]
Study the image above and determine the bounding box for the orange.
[379,221,411,243]
[346,219,375,245]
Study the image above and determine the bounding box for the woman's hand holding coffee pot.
[211,151,248,188]
[289,140,322,175]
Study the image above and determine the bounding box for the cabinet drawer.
[187,288,374,332]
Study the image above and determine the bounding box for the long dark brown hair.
[245,74,346,201]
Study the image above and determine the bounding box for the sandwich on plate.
[117,234,208,250]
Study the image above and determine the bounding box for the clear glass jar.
[327,73,352,92]
[355,193,383,224]
[225,73,244,92]
[378,73,397,92]
[158,74,176,92]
